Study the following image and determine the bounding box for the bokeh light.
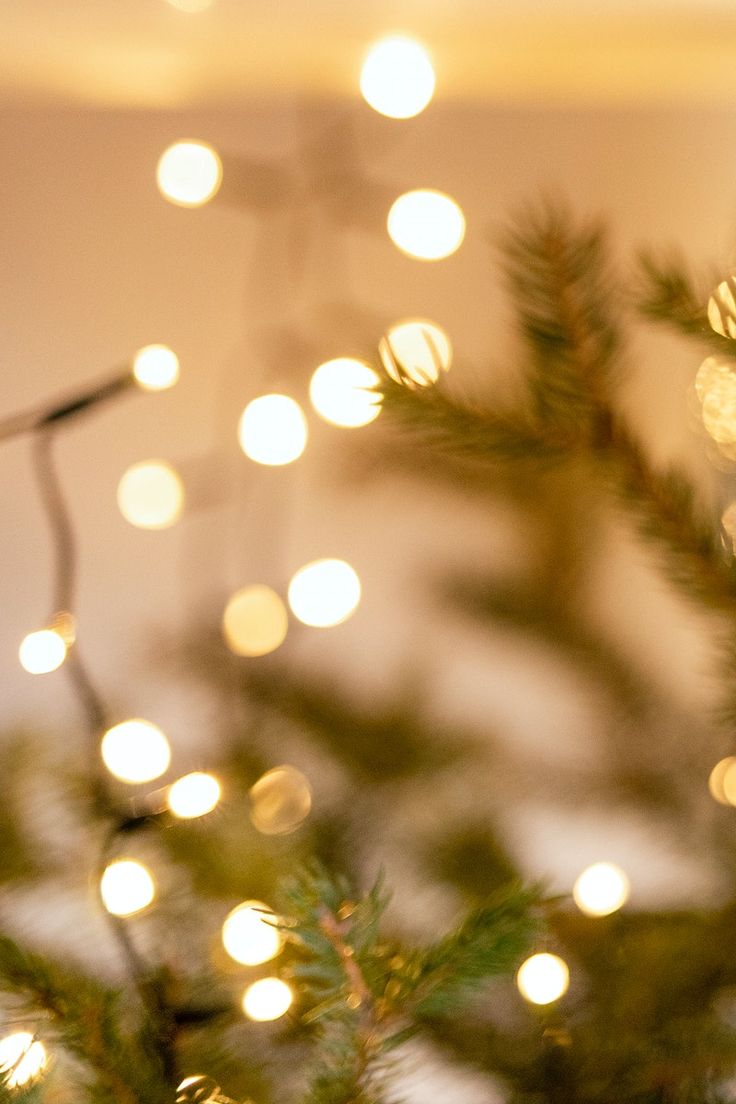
[156,141,222,207]
[132,344,180,391]
[101,719,171,784]
[572,862,630,917]
[387,189,465,261]
[176,1077,221,1104]
[100,859,156,917]
[250,765,312,835]
[242,977,293,1021]
[238,395,308,466]
[516,953,569,1005]
[379,318,452,388]
[222,585,288,656]
[709,756,736,805]
[222,901,282,965]
[287,559,361,628]
[18,628,67,674]
[707,278,736,338]
[0,1033,47,1089]
[168,773,221,819]
[309,358,381,427]
[360,36,435,119]
[117,460,184,529]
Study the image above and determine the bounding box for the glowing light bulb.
[709,756,736,804]
[117,460,184,529]
[222,585,288,657]
[516,953,569,1005]
[309,358,381,428]
[379,318,452,388]
[132,344,180,391]
[100,859,155,917]
[176,1077,221,1104]
[387,189,465,261]
[572,863,629,917]
[222,901,282,965]
[242,978,293,1022]
[238,395,308,466]
[101,719,171,784]
[360,36,435,119]
[708,277,736,338]
[695,355,733,403]
[18,628,67,674]
[250,765,312,835]
[157,141,222,207]
[0,1033,47,1089]
[168,772,221,819]
[288,559,361,628]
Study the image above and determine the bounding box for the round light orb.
[168,772,221,819]
[709,756,736,805]
[18,628,67,674]
[132,344,180,391]
[572,862,630,917]
[101,719,171,784]
[379,318,452,388]
[242,977,293,1022]
[309,358,381,428]
[238,395,308,466]
[117,460,184,529]
[157,141,222,207]
[100,859,156,917]
[250,765,312,835]
[695,355,733,404]
[387,189,465,261]
[708,277,736,338]
[287,559,361,628]
[0,1033,47,1089]
[176,1076,221,1104]
[516,953,569,1005]
[701,377,736,445]
[222,901,282,965]
[222,585,288,657]
[360,35,435,119]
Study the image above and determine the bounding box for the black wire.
[0,370,134,444]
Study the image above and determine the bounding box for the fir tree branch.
[636,251,736,357]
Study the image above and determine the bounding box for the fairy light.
[516,953,569,1005]
[287,559,361,628]
[0,1033,47,1089]
[709,756,736,804]
[360,36,436,119]
[176,1077,224,1104]
[249,765,312,835]
[132,345,180,391]
[379,318,452,388]
[101,719,171,784]
[222,901,282,965]
[157,141,222,207]
[117,460,184,529]
[309,358,381,428]
[18,627,67,674]
[572,862,630,917]
[222,585,289,657]
[100,859,156,917]
[387,189,465,261]
[238,395,308,466]
[167,772,221,819]
[242,977,293,1021]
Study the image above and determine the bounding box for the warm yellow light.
[287,559,361,628]
[309,358,381,428]
[242,977,293,1022]
[117,460,184,529]
[132,344,180,391]
[709,756,736,804]
[100,859,156,917]
[695,355,732,403]
[222,585,288,657]
[516,953,569,1005]
[168,772,221,819]
[708,278,736,338]
[176,1076,221,1104]
[238,395,308,466]
[387,189,465,261]
[18,628,67,674]
[360,36,435,119]
[379,318,452,388]
[0,1033,47,1089]
[572,862,630,917]
[157,141,222,207]
[101,719,171,784]
[222,901,283,965]
[250,765,312,835]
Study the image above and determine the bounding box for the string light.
[287,559,361,628]
[516,953,569,1005]
[309,358,381,428]
[387,189,465,261]
[572,862,630,917]
[238,395,308,466]
[222,585,288,657]
[167,772,221,819]
[222,901,282,965]
[100,859,156,917]
[117,460,184,529]
[18,627,67,674]
[132,345,180,391]
[249,765,312,835]
[157,141,222,207]
[379,318,452,388]
[709,756,736,805]
[101,719,171,784]
[176,1077,225,1104]
[707,277,736,339]
[242,977,293,1021]
[0,1033,47,1089]
[360,36,436,119]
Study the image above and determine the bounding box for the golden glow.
[387,189,465,261]
[708,279,736,338]
[572,862,630,917]
[516,953,569,1005]
[695,355,732,403]
[117,460,184,529]
[157,141,222,207]
[242,977,293,1022]
[250,765,312,835]
[309,358,381,428]
[379,318,452,388]
[709,756,736,804]
[176,1077,221,1104]
[238,395,308,466]
[287,559,361,628]
[360,36,435,119]
[168,772,221,819]
[0,1033,47,1089]
[133,344,180,391]
[100,859,156,917]
[222,901,283,965]
[222,585,288,657]
[101,719,171,784]
[18,628,67,674]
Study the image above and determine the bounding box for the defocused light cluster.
[0,1032,47,1089]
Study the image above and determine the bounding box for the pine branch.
[636,251,736,357]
